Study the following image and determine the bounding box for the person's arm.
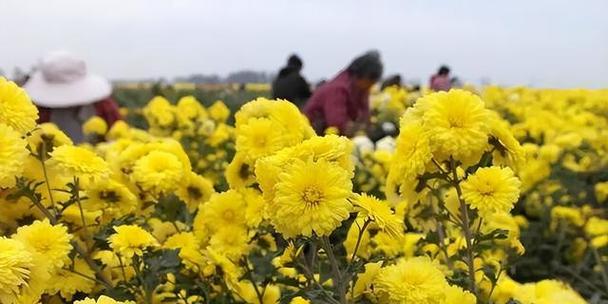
[323,88,350,134]
[297,75,312,99]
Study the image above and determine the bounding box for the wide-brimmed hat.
[24,51,112,107]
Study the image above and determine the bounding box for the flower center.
[302,187,323,207]
[187,186,203,199]
[223,210,235,220]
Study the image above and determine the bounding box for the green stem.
[450,158,478,297]
[350,220,371,262]
[243,258,264,304]
[321,236,347,304]
[73,177,89,240]
[38,141,59,217]
[591,245,608,293]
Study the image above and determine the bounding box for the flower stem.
[350,220,371,262]
[321,236,347,304]
[450,158,478,297]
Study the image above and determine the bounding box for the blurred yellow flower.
[108,225,159,258]
[0,123,28,188]
[0,77,38,135]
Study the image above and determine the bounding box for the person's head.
[23,51,111,108]
[438,65,450,76]
[287,54,303,71]
[347,50,383,91]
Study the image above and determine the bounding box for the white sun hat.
[24,51,112,108]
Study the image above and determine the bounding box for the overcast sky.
[1,0,607,88]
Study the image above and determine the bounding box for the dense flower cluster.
[0,76,604,304]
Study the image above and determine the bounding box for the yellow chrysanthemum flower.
[0,123,28,188]
[194,190,247,235]
[50,145,111,184]
[386,120,431,197]
[225,153,256,189]
[375,257,448,304]
[74,295,136,304]
[49,258,96,300]
[85,179,138,222]
[351,261,382,300]
[290,296,311,304]
[444,284,476,304]
[207,225,251,260]
[27,123,73,155]
[143,96,176,128]
[106,120,130,140]
[208,100,230,122]
[12,219,73,272]
[461,166,521,216]
[236,117,286,161]
[271,158,352,238]
[421,89,491,163]
[0,237,34,304]
[352,193,403,238]
[176,172,215,212]
[131,150,184,195]
[0,77,38,135]
[83,116,108,135]
[163,232,205,271]
[177,95,207,120]
[108,225,159,258]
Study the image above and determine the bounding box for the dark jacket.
[271,67,311,108]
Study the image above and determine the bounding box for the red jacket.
[304,71,370,134]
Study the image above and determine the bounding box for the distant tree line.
[174,70,275,84]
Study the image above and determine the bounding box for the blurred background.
[2,0,607,88]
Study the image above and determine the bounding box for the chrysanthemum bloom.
[242,188,267,228]
[12,219,73,271]
[143,96,175,128]
[514,280,586,304]
[82,116,108,135]
[236,117,286,161]
[461,166,521,216]
[176,172,215,212]
[271,158,352,238]
[131,150,184,195]
[163,232,205,271]
[108,225,159,258]
[207,225,251,260]
[0,77,38,135]
[27,123,73,154]
[421,89,491,164]
[194,190,247,236]
[208,100,231,122]
[351,261,382,300]
[290,296,311,304]
[85,179,138,221]
[225,153,256,189]
[48,259,95,300]
[386,121,431,197]
[444,285,476,304]
[375,257,448,304]
[353,193,403,238]
[0,237,34,304]
[0,123,28,188]
[74,295,135,304]
[177,95,207,121]
[487,112,525,168]
[50,145,111,184]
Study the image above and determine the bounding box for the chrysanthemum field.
[1,77,608,304]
